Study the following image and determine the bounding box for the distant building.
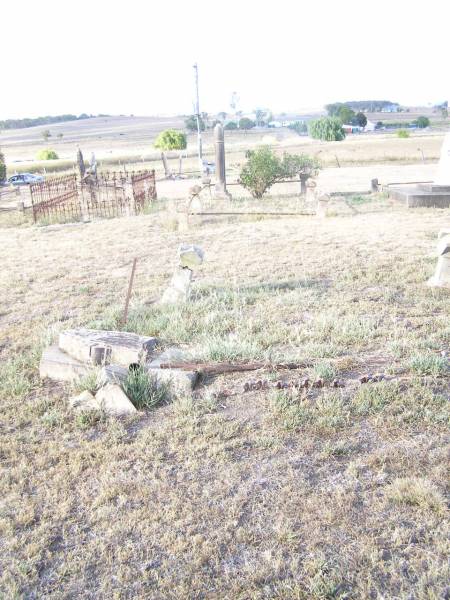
[381,104,400,113]
[364,120,376,132]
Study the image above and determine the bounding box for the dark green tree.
[185,115,205,132]
[238,117,256,130]
[0,150,6,182]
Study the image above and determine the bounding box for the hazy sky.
[1,0,448,119]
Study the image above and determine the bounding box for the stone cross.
[214,123,231,199]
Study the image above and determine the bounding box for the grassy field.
[1,113,447,180]
[0,195,449,598]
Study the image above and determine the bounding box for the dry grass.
[0,199,449,598]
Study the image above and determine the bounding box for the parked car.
[7,173,44,186]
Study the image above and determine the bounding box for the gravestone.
[160,244,204,304]
[214,123,232,199]
[427,229,450,288]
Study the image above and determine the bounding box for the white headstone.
[435,132,450,185]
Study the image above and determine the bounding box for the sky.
[1,0,448,119]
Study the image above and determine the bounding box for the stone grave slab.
[40,345,92,382]
[59,329,158,368]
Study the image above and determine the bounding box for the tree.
[442,108,448,119]
[154,129,187,177]
[255,109,266,127]
[238,117,256,130]
[281,153,321,193]
[354,112,367,128]
[36,149,58,160]
[0,150,6,182]
[185,115,205,132]
[57,132,64,140]
[224,121,237,130]
[218,111,227,121]
[336,105,355,124]
[41,129,51,141]
[288,121,308,135]
[309,117,345,141]
[415,116,430,128]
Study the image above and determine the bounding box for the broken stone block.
[95,383,137,416]
[40,346,92,382]
[160,267,193,304]
[147,366,198,397]
[97,364,129,387]
[178,244,204,268]
[59,329,158,368]
[69,390,100,412]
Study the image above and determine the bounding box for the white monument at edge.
[435,132,450,184]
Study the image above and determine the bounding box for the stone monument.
[389,132,450,207]
[214,123,232,200]
[427,229,450,288]
[160,244,204,304]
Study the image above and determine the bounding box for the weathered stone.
[214,123,232,199]
[146,366,199,397]
[316,194,330,218]
[69,390,100,412]
[59,329,158,368]
[160,267,193,304]
[147,347,190,367]
[97,364,129,387]
[178,244,204,268]
[427,233,450,288]
[40,345,92,382]
[95,383,137,416]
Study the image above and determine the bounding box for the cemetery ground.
[0,197,449,598]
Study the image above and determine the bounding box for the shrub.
[36,149,59,160]
[397,129,410,138]
[239,146,284,198]
[41,129,51,141]
[354,112,367,128]
[239,147,321,198]
[154,129,187,151]
[238,117,256,130]
[309,117,345,141]
[224,121,237,130]
[288,121,308,135]
[0,150,6,182]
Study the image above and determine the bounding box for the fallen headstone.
[59,329,158,367]
[69,390,99,412]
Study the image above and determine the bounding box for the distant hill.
[0,113,109,131]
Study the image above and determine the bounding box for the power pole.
[193,63,203,172]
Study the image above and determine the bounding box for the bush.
[239,146,285,198]
[397,129,410,138]
[415,116,430,128]
[238,117,256,130]
[36,149,59,160]
[309,117,345,141]
[224,121,237,130]
[0,151,6,182]
[354,112,367,128]
[154,129,187,151]
[288,121,308,135]
[239,147,321,198]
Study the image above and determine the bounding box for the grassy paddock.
[0,200,449,598]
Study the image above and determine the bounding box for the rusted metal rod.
[121,258,137,327]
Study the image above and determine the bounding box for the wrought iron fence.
[30,170,156,223]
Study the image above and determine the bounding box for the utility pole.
[193,63,203,173]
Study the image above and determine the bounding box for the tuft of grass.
[72,369,100,395]
[311,361,337,382]
[408,353,448,377]
[122,367,170,410]
[387,477,447,514]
